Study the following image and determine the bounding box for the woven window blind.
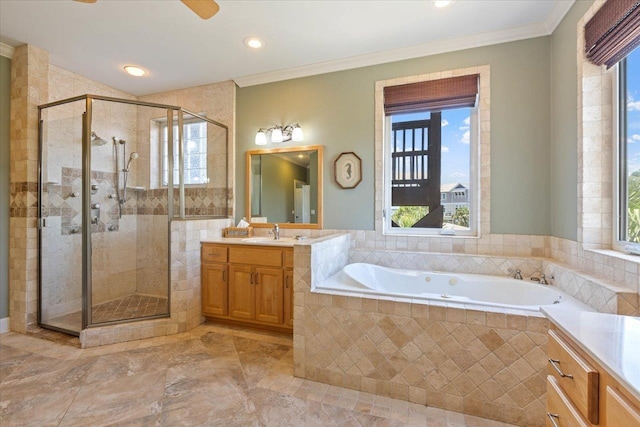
[383,74,479,115]
[585,0,640,68]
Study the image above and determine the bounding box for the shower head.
[91,131,107,146]
[125,151,139,171]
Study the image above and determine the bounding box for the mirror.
[245,145,323,229]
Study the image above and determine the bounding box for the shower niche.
[38,95,229,335]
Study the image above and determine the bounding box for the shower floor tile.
[46,294,168,332]
[91,294,168,323]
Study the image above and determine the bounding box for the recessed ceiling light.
[243,37,264,49]
[124,65,146,77]
[433,0,454,8]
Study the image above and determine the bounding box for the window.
[618,46,640,244]
[383,75,479,235]
[161,119,208,186]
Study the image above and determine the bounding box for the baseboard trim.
[0,317,9,334]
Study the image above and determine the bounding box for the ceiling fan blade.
[180,0,219,19]
[74,0,98,3]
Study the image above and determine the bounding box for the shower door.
[38,98,86,334]
[88,99,172,326]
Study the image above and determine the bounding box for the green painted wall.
[1,55,10,320]
[550,0,593,240]
[260,155,307,223]
[237,37,551,233]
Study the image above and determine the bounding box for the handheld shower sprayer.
[112,137,135,219]
[125,152,139,172]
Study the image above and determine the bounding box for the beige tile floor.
[0,323,516,426]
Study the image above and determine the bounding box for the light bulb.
[433,0,453,8]
[291,125,304,142]
[255,131,267,146]
[124,65,146,77]
[271,127,284,143]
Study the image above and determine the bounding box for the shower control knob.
[70,192,80,197]
[91,184,99,191]
[91,203,100,209]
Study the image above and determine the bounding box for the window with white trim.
[618,46,640,244]
[382,75,479,236]
[161,119,208,186]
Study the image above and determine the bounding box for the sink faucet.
[270,223,280,240]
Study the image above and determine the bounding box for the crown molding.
[0,42,15,59]
[234,1,575,88]
[544,0,576,34]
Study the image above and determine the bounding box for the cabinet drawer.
[202,244,227,263]
[606,386,640,427]
[548,330,599,424]
[284,249,294,268]
[229,247,282,267]
[546,376,590,427]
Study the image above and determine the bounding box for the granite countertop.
[541,306,640,402]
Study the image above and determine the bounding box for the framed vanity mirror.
[245,145,323,229]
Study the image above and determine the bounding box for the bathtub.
[315,263,590,312]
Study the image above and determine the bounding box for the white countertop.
[542,306,640,402]
[200,233,348,247]
[201,236,301,247]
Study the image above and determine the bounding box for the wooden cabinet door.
[202,263,228,316]
[254,267,284,324]
[284,270,293,327]
[229,265,255,320]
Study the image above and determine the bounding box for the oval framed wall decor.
[334,152,362,189]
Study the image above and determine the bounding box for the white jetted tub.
[316,263,590,312]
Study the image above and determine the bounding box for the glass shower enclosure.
[38,95,228,335]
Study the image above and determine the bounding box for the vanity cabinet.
[228,265,283,324]
[201,243,293,333]
[546,326,640,427]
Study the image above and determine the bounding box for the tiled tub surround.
[293,235,550,426]
[258,226,640,315]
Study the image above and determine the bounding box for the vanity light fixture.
[255,124,304,145]
[124,65,146,77]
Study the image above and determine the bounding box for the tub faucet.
[270,223,280,240]
[509,268,523,280]
[530,271,553,285]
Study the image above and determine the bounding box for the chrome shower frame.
[37,94,229,335]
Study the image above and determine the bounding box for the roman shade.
[585,0,640,68]
[384,74,479,115]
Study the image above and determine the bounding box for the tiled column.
[9,45,49,332]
